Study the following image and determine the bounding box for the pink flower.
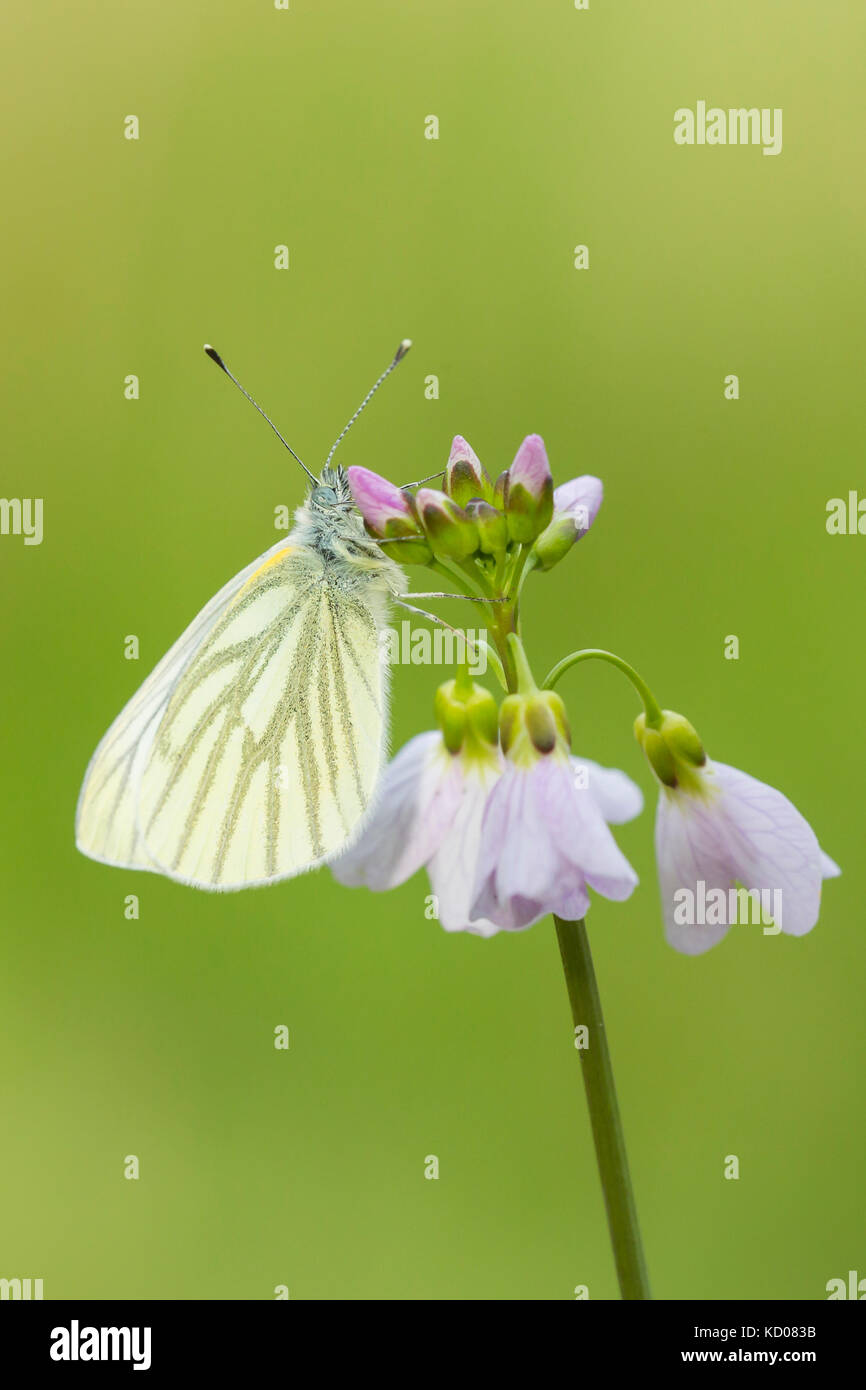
[654,760,841,955]
[331,731,503,935]
[634,708,840,955]
[331,734,643,936]
[470,757,640,930]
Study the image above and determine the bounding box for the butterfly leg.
[397,591,503,603]
[392,599,505,686]
[398,470,444,489]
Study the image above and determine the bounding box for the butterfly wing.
[76,537,299,872]
[131,546,388,889]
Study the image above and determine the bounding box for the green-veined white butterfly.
[76,341,418,891]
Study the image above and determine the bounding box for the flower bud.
[493,470,509,509]
[531,515,578,572]
[444,436,492,507]
[348,465,415,537]
[348,465,431,563]
[465,499,507,556]
[499,688,571,765]
[505,435,554,543]
[434,678,499,757]
[531,475,603,571]
[634,709,707,792]
[416,487,479,561]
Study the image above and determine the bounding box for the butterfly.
[75,341,415,891]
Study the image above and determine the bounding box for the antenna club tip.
[204,344,228,371]
[395,338,412,362]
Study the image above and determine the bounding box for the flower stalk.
[554,915,651,1300]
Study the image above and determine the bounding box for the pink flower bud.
[347,466,418,538]
[505,435,554,542]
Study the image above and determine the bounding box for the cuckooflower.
[470,687,640,930]
[332,680,643,936]
[635,709,841,955]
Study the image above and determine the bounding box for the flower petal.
[553,475,603,534]
[655,760,838,952]
[820,850,842,879]
[427,759,503,935]
[574,755,644,824]
[537,761,639,902]
[331,733,461,890]
[655,791,735,955]
[347,465,415,535]
[446,435,485,483]
[471,760,636,930]
[709,762,826,938]
[509,434,552,497]
[471,766,562,928]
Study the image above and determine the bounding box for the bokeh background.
[2,0,864,1300]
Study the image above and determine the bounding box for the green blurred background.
[2,0,864,1300]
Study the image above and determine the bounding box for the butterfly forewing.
[134,546,388,889]
[75,538,297,872]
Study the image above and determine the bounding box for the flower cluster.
[334,435,838,953]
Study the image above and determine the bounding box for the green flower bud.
[435,678,499,758]
[377,511,432,565]
[531,515,577,572]
[661,712,706,766]
[634,709,707,792]
[465,499,507,556]
[500,688,571,764]
[416,487,480,561]
[493,470,509,509]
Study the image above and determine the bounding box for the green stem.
[554,915,651,1300]
[543,648,664,728]
[505,632,537,694]
[489,606,518,690]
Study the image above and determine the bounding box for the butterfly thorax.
[291,464,403,592]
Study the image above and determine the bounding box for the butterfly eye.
[311,485,338,506]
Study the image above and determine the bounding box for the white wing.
[76,537,296,872]
[77,539,390,890]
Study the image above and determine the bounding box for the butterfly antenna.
[203,344,318,484]
[324,339,412,470]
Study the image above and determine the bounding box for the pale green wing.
[76,537,298,872]
[135,547,388,890]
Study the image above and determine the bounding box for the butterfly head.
[309,465,354,513]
